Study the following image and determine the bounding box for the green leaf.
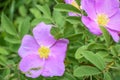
[75,46,87,59]
[63,22,75,37]
[19,17,30,38]
[2,69,11,79]
[100,26,112,46]
[75,0,80,6]
[51,27,63,39]
[19,5,27,17]
[110,46,118,56]
[29,8,41,18]
[96,51,109,58]
[0,56,7,66]
[1,13,17,36]
[110,45,120,57]
[66,16,81,24]
[4,35,20,44]
[54,3,81,14]
[55,0,64,3]
[82,51,106,70]
[0,47,9,55]
[74,66,101,77]
[104,72,112,80]
[62,72,77,80]
[9,44,20,52]
[87,43,106,50]
[53,10,65,27]
[31,18,52,27]
[36,5,51,18]
[67,33,83,42]
[9,0,15,20]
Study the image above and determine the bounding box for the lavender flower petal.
[18,35,39,58]
[33,22,56,47]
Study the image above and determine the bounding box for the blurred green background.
[0,0,120,80]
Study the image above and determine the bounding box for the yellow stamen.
[38,46,50,59]
[96,14,109,26]
[71,1,80,9]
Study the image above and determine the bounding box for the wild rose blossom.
[64,0,81,16]
[81,0,120,42]
[18,22,69,78]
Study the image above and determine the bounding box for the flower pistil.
[96,14,109,26]
[38,46,50,59]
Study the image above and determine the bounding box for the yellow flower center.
[96,14,109,26]
[38,46,50,59]
[71,1,80,9]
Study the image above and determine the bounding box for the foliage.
[0,0,120,80]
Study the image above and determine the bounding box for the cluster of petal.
[81,0,120,42]
[64,0,81,16]
[18,22,69,78]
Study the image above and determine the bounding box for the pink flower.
[64,0,81,16]
[81,0,120,42]
[18,22,69,78]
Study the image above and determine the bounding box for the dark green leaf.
[55,0,64,3]
[63,22,75,37]
[51,27,63,39]
[67,33,83,42]
[66,16,81,24]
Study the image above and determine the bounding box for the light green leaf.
[74,66,101,77]
[4,36,20,44]
[75,46,87,59]
[0,56,7,66]
[0,47,9,55]
[54,3,81,14]
[36,5,51,18]
[53,10,65,27]
[29,8,41,18]
[19,5,27,17]
[19,17,30,38]
[31,18,52,27]
[82,51,106,70]
[1,13,17,36]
